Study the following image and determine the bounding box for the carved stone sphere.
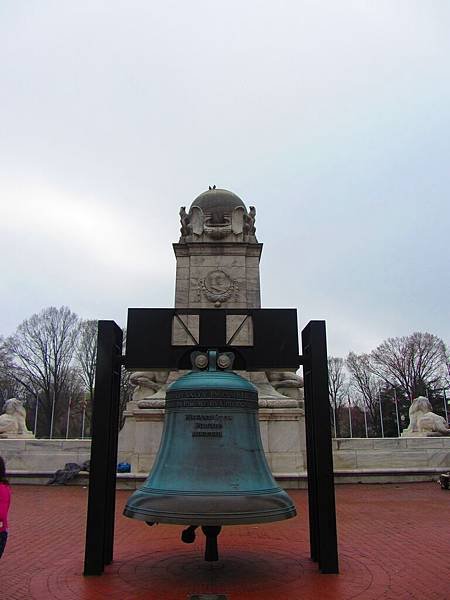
[191,188,246,224]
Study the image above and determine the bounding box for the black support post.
[84,321,123,576]
[302,320,339,574]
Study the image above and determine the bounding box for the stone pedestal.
[260,408,306,473]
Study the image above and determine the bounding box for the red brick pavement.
[1,482,449,600]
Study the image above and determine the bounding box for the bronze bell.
[123,350,296,559]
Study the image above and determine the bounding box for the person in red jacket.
[0,456,11,559]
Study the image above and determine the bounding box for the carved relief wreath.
[198,269,239,307]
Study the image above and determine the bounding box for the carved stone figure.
[0,398,34,438]
[179,207,192,237]
[248,206,257,234]
[266,371,304,401]
[198,269,239,307]
[402,396,450,437]
[130,371,169,408]
[243,206,256,236]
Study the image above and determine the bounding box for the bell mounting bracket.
[124,308,300,371]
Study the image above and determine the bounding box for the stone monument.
[119,188,306,474]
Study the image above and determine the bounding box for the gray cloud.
[1,1,449,356]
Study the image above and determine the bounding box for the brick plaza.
[1,482,449,599]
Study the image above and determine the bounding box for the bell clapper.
[181,525,198,543]
[181,525,222,562]
[201,525,222,562]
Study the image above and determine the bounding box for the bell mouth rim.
[123,505,297,526]
[125,486,283,497]
[123,488,297,525]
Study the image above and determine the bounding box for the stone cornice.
[173,242,263,259]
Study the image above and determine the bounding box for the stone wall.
[332,437,450,470]
[2,433,449,487]
[0,439,91,471]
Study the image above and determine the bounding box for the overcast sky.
[1,1,449,357]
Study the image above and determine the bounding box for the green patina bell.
[124,351,296,541]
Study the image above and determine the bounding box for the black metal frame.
[84,321,123,576]
[83,311,338,576]
[302,321,339,574]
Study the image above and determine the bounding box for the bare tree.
[328,356,348,437]
[6,306,79,437]
[370,332,447,400]
[346,352,383,436]
[0,337,23,414]
[75,321,132,433]
[73,319,99,438]
[61,366,85,438]
[443,348,450,390]
[119,366,133,429]
[119,329,133,429]
[76,319,98,402]
[0,336,42,430]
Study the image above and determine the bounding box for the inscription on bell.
[185,415,233,422]
[186,413,233,439]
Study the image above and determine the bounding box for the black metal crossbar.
[125,308,299,371]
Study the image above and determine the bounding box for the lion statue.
[0,398,34,438]
[402,396,450,437]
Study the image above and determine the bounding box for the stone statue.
[179,207,192,237]
[243,206,256,236]
[402,396,450,437]
[0,398,34,438]
[248,206,256,234]
[266,371,304,401]
[130,371,169,407]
